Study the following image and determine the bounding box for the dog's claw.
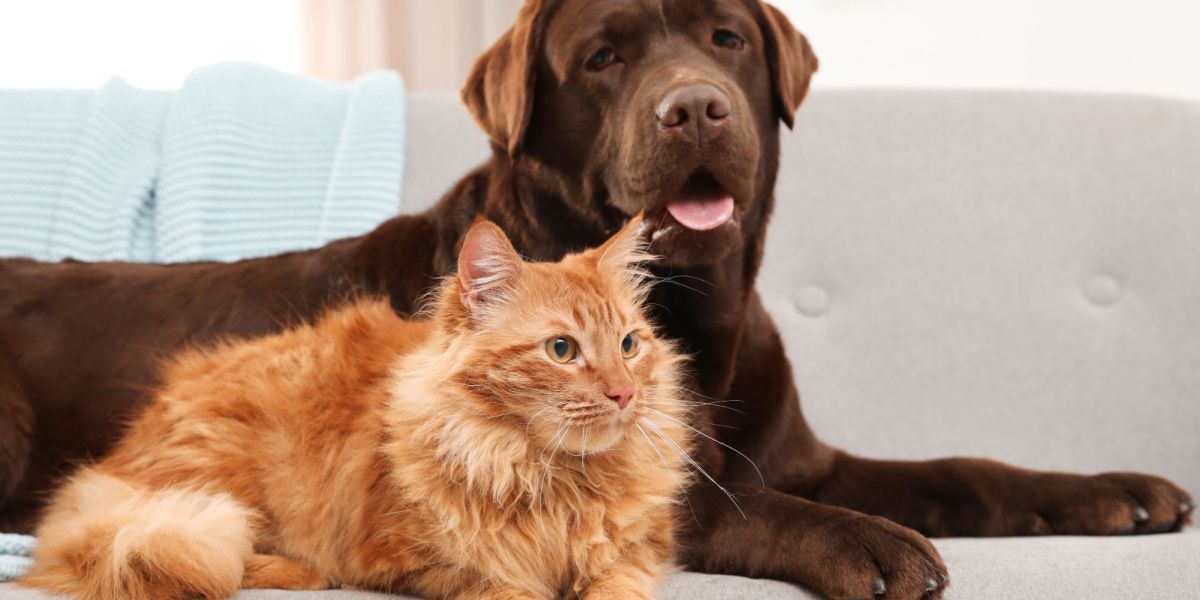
[873,578,886,596]
[926,578,939,591]
[1181,501,1193,513]
[1133,506,1150,522]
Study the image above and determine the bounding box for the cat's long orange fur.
[21,217,694,600]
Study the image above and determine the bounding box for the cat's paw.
[241,554,328,590]
[580,581,655,600]
[460,587,546,600]
[807,512,948,600]
[581,588,653,600]
[1020,472,1193,536]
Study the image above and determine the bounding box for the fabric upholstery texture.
[5,532,1200,599]
[1,88,1197,597]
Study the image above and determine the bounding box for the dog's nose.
[657,83,731,145]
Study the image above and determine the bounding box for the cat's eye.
[713,28,745,50]
[620,333,640,359]
[546,336,579,363]
[585,47,620,72]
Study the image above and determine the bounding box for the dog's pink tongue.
[666,194,735,231]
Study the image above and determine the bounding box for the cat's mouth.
[556,411,634,454]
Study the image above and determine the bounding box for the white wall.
[2,0,1196,102]
[0,0,301,89]
[774,0,1200,102]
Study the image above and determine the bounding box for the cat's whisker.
[537,423,568,466]
[525,405,556,436]
[639,418,746,520]
[658,385,746,405]
[656,275,710,297]
[561,405,606,414]
[659,272,716,289]
[563,415,607,427]
[536,424,571,519]
[636,423,701,528]
[645,301,673,317]
[643,407,766,488]
[533,424,566,514]
[478,409,522,421]
[651,395,747,416]
[636,396,739,436]
[562,402,604,409]
[580,426,589,479]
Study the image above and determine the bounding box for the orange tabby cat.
[21,216,694,600]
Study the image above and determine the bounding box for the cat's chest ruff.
[479,468,640,594]
[402,448,650,596]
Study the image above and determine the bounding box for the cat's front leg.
[580,561,660,600]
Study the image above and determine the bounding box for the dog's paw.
[807,512,948,600]
[1023,472,1193,536]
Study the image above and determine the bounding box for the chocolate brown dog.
[0,1,1192,599]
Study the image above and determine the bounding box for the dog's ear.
[461,1,551,156]
[758,2,819,129]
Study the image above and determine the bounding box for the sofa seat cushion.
[1,530,1195,599]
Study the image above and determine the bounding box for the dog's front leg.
[808,452,1194,537]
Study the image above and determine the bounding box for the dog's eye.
[585,47,619,72]
[713,29,745,50]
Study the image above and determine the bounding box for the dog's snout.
[656,83,731,145]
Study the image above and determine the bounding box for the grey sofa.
[3,89,1198,599]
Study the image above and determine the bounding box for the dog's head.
[463,0,817,267]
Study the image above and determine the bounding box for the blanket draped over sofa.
[0,63,406,264]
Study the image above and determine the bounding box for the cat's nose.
[606,385,633,410]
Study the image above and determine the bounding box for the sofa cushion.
[3,530,1197,599]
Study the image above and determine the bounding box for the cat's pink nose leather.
[607,386,633,410]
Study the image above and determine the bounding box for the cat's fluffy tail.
[21,468,254,600]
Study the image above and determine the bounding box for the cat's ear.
[595,213,653,275]
[457,218,523,315]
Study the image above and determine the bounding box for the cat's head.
[436,215,686,454]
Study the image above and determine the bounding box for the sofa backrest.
[403,90,1200,495]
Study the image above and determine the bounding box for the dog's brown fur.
[0,1,1192,598]
[23,219,693,600]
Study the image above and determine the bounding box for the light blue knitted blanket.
[0,535,33,583]
[0,63,405,581]
[0,62,406,263]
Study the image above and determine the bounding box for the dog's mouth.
[642,169,740,239]
[615,166,748,266]
[664,170,736,231]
